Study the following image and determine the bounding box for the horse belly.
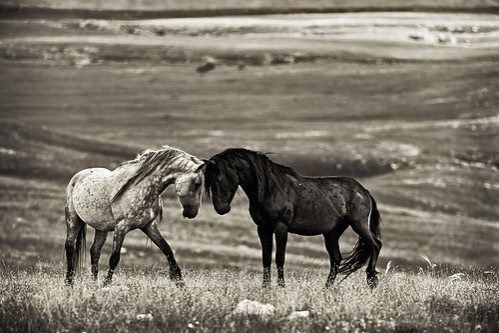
[289,199,343,235]
[289,212,337,235]
[72,169,115,230]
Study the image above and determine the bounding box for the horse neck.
[238,173,259,202]
[235,164,276,204]
[135,163,180,196]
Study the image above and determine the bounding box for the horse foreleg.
[275,222,288,287]
[104,222,129,285]
[141,220,183,286]
[90,230,108,280]
[257,225,273,288]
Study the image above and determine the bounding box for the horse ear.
[196,163,206,172]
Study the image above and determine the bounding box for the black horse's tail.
[339,193,381,276]
[368,193,381,241]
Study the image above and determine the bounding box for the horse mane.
[208,148,301,201]
[111,146,199,204]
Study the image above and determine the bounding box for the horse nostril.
[216,206,231,215]
[183,210,197,219]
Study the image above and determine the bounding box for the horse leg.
[349,219,381,289]
[90,230,108,280]
[257,225,273,288]
[367,238,382,288]
[323,232,341,288]
[275,222,288,288]
[65,225,81,285]
[141,220,183,287]
[65,206,83,286]
[104,221,129,285]
[324,222,349,288]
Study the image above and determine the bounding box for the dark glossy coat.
[205,148,382,288]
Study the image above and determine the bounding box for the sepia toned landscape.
[0,2,498,332]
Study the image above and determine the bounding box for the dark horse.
[204,148,382,288]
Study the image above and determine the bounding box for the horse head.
[203,158,239,215]
[174,162,205,219]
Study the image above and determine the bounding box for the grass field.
[0,11,498,332]
[1,267,498,332]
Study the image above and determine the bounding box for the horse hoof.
[367,275,378,289]
[174,279,185,288]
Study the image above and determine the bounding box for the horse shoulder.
[255,184,295,224]
[111,176,160,221]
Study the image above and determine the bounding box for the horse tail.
[74,223,87,272]
[339,193,382,277]
[65,173,87,274]
[368,193,382,241]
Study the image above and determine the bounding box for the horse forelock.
[208,148,300,200]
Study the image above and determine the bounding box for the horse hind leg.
[367,237,382,288]
[324,232,341,288]
[323,221,349,288]
[65,205,85,285]
[348,217,382,289]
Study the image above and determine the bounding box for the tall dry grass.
[1,264,497,332]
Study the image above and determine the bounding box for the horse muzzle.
[215,205,231,215]
[182,209,198,219]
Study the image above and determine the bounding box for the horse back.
[305,176,372,216]
[285,176,371,235]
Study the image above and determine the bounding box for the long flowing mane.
[207,148,302,200]
[111,146,199,204]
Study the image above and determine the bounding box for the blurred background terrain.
[0,0,498,280]
[1,2,499,332]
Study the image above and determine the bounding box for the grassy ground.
[0,12,498,332]
[1,266,498,333]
